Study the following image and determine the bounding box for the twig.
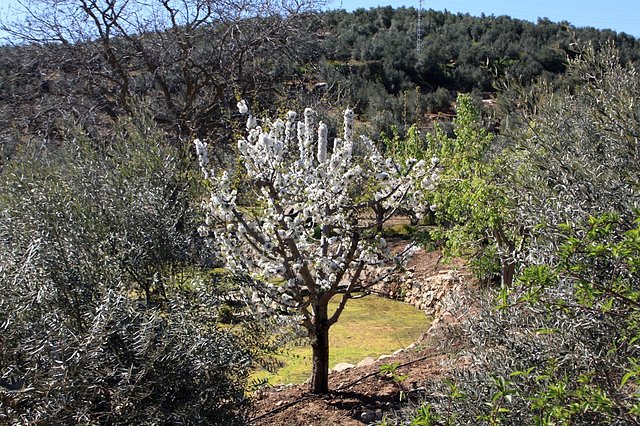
[335,347,456,392]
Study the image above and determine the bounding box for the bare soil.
[250,344,463,425]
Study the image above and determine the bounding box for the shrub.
[0,116,252,424]
[389,42,640,426]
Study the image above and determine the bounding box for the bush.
[0,116,252,424]
[387,42,640,426]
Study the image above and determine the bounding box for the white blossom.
[317,122,328,163]
[246,115,257,130]
[193,138,211,178]
[195,99,439,327]
[237,99,249,114]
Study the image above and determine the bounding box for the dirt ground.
[250,344,462,425]
[250,249,471,426]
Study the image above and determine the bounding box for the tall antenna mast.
[416,0,423,55]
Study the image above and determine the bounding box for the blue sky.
[1,0,639,39]
[329,0,640,37]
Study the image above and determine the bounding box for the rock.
[441,311,456,324]
[332,362,355,372]
[356,357,376,368]
[377,354,393,361]
[361,410,377,423]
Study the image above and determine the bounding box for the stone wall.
[402,270,465,317]
[371,247,471,318]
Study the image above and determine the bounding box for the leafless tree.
[0,0,326,145]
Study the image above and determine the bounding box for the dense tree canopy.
[317,7,640,135]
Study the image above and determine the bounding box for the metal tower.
[417,0,423,54]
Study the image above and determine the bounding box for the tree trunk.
[501,258,516,289]
[374,204,384,233]
[310,302,330,394]
[493,226,516,289]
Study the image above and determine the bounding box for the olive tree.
[195,102,437,394]
[0,115,253,424]
[506,41,640,260]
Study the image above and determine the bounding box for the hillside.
[2,5,639,162]
[2,2,640,425]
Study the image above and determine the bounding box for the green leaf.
[621,371,637,388]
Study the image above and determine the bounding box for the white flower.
[247,115,257,130]
[317,122,328,163]
[197,226,208,237]
[193,139,211,178]
[237,99,249,114]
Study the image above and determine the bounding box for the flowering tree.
[195,102,437,394]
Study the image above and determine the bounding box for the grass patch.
[251,295,431,385]
[383,223,415,238]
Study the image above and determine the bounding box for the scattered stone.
[360,410,377,423]
[356,357,376,367]
[332,362,355,372]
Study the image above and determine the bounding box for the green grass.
[383,223,415,237]
[251,295,431,385]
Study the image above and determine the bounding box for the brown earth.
[250,249,474,426]
[250,343,465,425]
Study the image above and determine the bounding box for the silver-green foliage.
[0,117,251,424]
[508,41,640,262]
[391,43,640,425]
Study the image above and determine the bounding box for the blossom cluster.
[195,102,438,315]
